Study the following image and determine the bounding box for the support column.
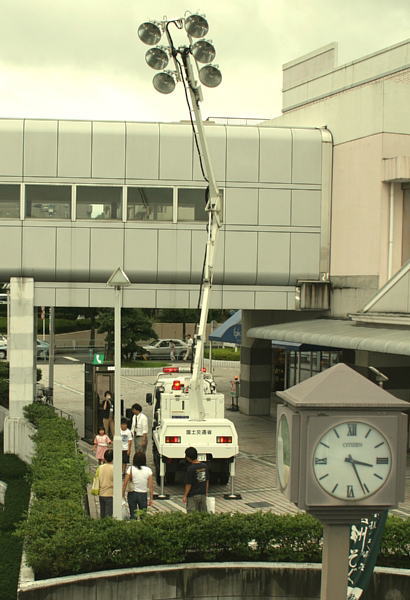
[4,278,35,458]
[239,310,274,416]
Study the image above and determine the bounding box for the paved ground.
[39,362,410,519]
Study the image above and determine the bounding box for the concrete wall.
[17,562,410,600]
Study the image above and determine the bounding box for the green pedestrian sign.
[92,353,105,365]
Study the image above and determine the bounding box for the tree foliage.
[96,308,157,359]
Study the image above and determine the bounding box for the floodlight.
[153,71,176,94]
[191,40,216,64]
[138,21,162,45]
[185,14,209,38]
[199,64,222,88]
[145,47,169,70]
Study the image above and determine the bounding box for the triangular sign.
[107,267,131,287]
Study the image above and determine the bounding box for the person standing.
[122,451,154,519]
[97,448,113,517]
[184,334,193,361]
[169,340,176,362]
[93,426,112,465]
[182,446,209,512]
[120,418,133,475]
[130,403,148,453]
[101,390,114,439]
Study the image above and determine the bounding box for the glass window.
[127,187,173,221]
[178,188,208,222]
[77,186,122,220]
[178,188,224,222]
[25,185,71,219]
[0,185,20,218]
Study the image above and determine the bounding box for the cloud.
[0,0,408,121]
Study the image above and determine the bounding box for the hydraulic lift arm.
[180,50,222,420]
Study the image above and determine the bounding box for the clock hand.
[349,458,373,468]
[345,454,367,495]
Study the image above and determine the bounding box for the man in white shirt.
[130,403,148,452]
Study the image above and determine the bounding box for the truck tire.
[165,470,175,484]
[219,472,230,485]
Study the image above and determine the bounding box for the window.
[77,186,122,220]
[127,187,173,221]
[178,188,208,222]
[25,185,71,219]
[0,185,20,218]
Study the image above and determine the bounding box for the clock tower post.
[276,363,409,600]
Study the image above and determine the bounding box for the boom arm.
[181,51,222,420]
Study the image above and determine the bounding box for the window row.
[0,184,214,222]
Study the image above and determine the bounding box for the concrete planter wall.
[18,562,410,600]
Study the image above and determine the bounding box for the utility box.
[83,361,115,444]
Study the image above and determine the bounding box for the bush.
[378,515,410,568]
[0,443,30,600]
[204,347,240,361]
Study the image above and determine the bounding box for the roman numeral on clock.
[315,458,327,464]
[376,457,389,464]
[347,485,355,498]
[347,423,357,436]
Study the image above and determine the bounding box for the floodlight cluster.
[137,14,222,94]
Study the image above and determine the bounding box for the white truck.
[146,49,240,494]
[146,367,238,484]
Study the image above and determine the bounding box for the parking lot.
[39,362,410,519]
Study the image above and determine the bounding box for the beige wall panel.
[226,127,259,182]
[259,127,292,183]
[92,121,125,179]
[159,124,193,181]
[58,121,92,178]
[24,120,58,177]
[193,125,226,182]
[126,122,160,180]
[0,120,23,176]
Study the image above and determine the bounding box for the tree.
[96,308,157,360]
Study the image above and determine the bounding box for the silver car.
[141,338,188,360]
[0,338,49,360]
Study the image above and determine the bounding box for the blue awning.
[209,310,242,344]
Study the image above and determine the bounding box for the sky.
[0,0,408,124]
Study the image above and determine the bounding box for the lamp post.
[107,267,131,519]
[137,13,223,421]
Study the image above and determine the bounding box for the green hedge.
[19,406,410,580]
[0,438,30,600]
[204,347,240,361]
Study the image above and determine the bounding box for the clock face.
[277,414,291,489]
[312,421,392,501]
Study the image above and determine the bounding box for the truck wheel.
[153,448,161,484]
[219,472,230,485]
[165,470,175,484]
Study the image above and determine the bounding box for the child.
[120,418,133,475]
[93,427,112,465]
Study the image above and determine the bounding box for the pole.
[48,306,55,403]
[113,287,123,520]
[320,524,350,600]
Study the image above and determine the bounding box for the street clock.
[276,363,408,521]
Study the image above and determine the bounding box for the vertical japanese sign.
[347,510,388,599]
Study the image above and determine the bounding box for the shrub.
[204,347,240,361]
[0,443,30,600]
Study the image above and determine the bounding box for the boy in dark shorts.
[182,446,209,512]
[120,418,133,475]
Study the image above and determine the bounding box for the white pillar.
[4,277,35,458]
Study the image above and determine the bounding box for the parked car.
[140,338,188,360]
[0,338,49,360]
